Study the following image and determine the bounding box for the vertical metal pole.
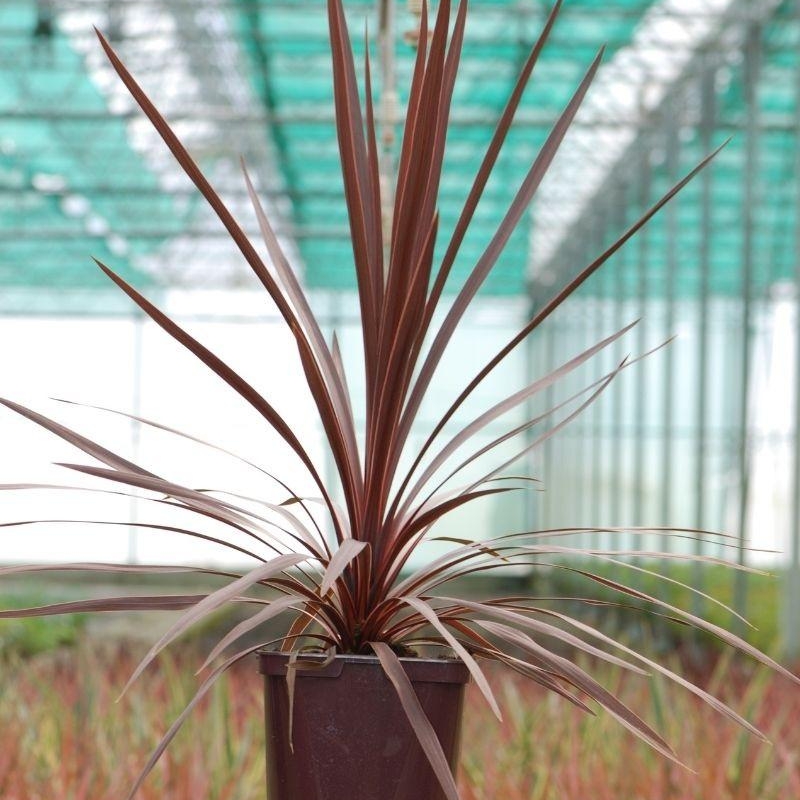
[326,292,343,544]
[542,308,557,533]
[575,230,593,533]
[633,137,652,545]
[526,201,542,536]
[784,0,800,661]
[693,59,716,616]
[378,0,397,260]
[733,18,762,626]
[591,206,607,543]
[577,211,601,548]
[610,182,628,557]
[661,103,679,558]
[524,269,548,591]
[523,300,536,531]
[602,205,617,545]
[127,314,144,565]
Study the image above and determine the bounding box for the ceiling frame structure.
[1,0,695,310]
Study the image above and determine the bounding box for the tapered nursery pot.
[258,650,469,800]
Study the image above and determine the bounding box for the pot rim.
[257,648,470,683]
[258,648,462,665]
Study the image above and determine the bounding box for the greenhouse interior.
[3,1,800,787]
[3,0,800,796]
[3,1,800,642]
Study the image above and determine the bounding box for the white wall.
[0,290,531,569]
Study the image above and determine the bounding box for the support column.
[732,17,762,627]
[783,0,800,661]
[127,313,144,565]
[693,58,716,616]
[378,0,398,259]
[610,181,629,561]
[660,100,679,558]
[633,133,652,539]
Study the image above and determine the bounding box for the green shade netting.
[0,2,180,312]
[233,0,657,295]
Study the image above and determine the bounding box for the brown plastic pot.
[258,650,469,800]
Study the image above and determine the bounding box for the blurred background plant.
[1,639,797,800]
[0,592,86,657]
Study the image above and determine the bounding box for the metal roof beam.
[531,0,783,289]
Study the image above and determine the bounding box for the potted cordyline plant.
[2,1,798,798]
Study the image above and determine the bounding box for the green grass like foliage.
[0,593,86,657]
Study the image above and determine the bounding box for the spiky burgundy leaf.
[1,4,794,798]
